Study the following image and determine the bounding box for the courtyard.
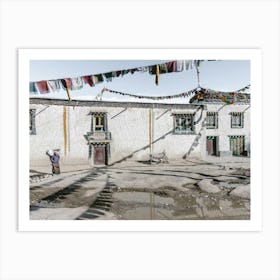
[30,156,250,220]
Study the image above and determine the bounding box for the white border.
[19,48,262,232]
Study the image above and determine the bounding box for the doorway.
[94,145,106,165]
[229,136,245,156]
[206,136,218,156]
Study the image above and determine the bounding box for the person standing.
[46,150,60,175]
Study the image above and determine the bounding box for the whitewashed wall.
[108,107,150,161]
[30,102,206,165]
[30,105,65,164]
[109,106,207,162]
[30,104,93,165]
[151,107,206,159]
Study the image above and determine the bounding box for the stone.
[230,184,250,199]
[197,179,221,193]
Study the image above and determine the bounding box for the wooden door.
[206,137,217,155]
[207,138,214,155]
[238,136,245,155]
[230,136,244,156]
[94,146,105,165]
[230,137,236,155]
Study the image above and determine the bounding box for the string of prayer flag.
[29,60,206,95]
[101,84,250,103]
[190,85,250,104]
[101,87,198,100]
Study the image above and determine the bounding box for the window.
[93,112,106,131]
[29,109,36,135]
[95,115,105,131]
[173,114,194,133]
[206,112,218,129]
[231,112,244,128]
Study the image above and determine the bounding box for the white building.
[190,90,250,157]
[30,92,250,166]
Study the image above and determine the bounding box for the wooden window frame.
[173,113,195,134]
[92,112,107,132]
[231,112,244,128]
[206,112,218,129]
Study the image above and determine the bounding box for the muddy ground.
[29,156,250,220]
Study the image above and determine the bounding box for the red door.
[206,137,217,155]
[94,146,105,165]
[207,138,214,155]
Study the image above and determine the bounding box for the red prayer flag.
[36,81,50,94]
[82,75,95,87]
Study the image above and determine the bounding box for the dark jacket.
[50,153,60,164]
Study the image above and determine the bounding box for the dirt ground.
[29,156,250,220]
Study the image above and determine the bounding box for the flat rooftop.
[30,98,205,109]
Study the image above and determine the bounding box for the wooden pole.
[66,87,71,101]
[149,108,153,158]
[67,106,70,153]
[155,64,159,85]
[63,106,67,156]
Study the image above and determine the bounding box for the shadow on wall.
[110,106,207,165]
[193,105,204,125]
[108,129,174,166]
[182,132,202,159]
[155,109,171,120]
[183,107,206,159]
[110,108,128,119]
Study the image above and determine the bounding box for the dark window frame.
[92,112,107,132]
[173,113,195,134]
[206,112,218,129]
[231,112,244,128]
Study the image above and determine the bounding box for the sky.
[30,60,250,103]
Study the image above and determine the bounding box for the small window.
[93,112,106,131]
[206,112,218,129]
[231,112,244,128]
[29,109,36,135]
[173,114,194,133]
[95,116,104,131]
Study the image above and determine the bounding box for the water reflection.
[112,189,250,220]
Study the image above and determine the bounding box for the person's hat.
[46,149,54,156]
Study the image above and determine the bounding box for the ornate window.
[92,112,107,131]
[173,113,194,133]
[87,112,111,142]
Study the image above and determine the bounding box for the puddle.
[111,189,250,220]
[114,191,173,205]
[112,191,173,220]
